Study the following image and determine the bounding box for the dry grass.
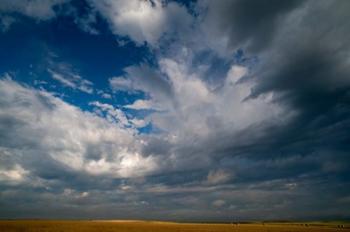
[0,220,349,232]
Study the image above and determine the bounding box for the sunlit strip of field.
[0,220,349,232]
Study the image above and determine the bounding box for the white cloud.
[129,118,147,128]
[118,152,157,178]
[104,55,292,176]
[62,188,89,198]
[206,169,231,185]
[124,99,159,110]
[101,93,112,99]
[225,65,247,85]
[89,101,131,128]
[89,101,149,129]
[148,59,289,143]
[92,0,165,46]
[212,199,225,207]
[0,164,28,182]
[105,56,291,175]
[89,0,192,46]
[97,90,112,99]
[109,76,134,92]
[48,69,94,94]
[50,70,76,88]
[84,152,156,178]
[0,78,157,178]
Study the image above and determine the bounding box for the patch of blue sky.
[0,8,154,115]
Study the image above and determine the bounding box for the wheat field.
[0,220,349,232]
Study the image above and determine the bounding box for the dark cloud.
[243,0,350,169]
[201,0,304,53]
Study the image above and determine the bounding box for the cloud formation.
[49,69,94,94]
[199,0,304,53]
[0,0,350,221]
[0,78,156,179]
[89,0,192,46]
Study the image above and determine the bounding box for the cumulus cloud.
[89,0,192,46]
[106,57,293,182]
[0,78,156,179]
[150,59,289,143]
[93,0,350,220]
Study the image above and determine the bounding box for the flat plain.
[0,220,349,232]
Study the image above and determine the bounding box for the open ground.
[0,220,349,232]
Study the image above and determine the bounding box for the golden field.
[0,220,349,232]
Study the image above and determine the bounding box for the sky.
[0,0,349,221]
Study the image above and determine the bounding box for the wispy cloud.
[0,0,70,21]
[48,68,94,94]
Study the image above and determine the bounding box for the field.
[0,220,349,232]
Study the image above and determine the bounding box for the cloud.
[89,0,192,46]
[109,76,134,92]
[0,14,16,32]
[199,0,303,54]
[0,164,28,182]
[89,100,148,129]
[124,99,159,110]
[206,170,231,185]
[150,59,289,142]
[212,199,225,207]
[72,5,99,35]
[0,0,69,20]
[89,101,130,127]
[48,67,94,94]
[0,78,156,179]
[97,90,112,99]
[1,0,350,221]
[115,58,294,184]
[109,64,173,104]
[105,55,292,177]
[249,0,350,99]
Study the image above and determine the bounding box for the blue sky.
[0,4,150,107]
[0,0,350,221]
